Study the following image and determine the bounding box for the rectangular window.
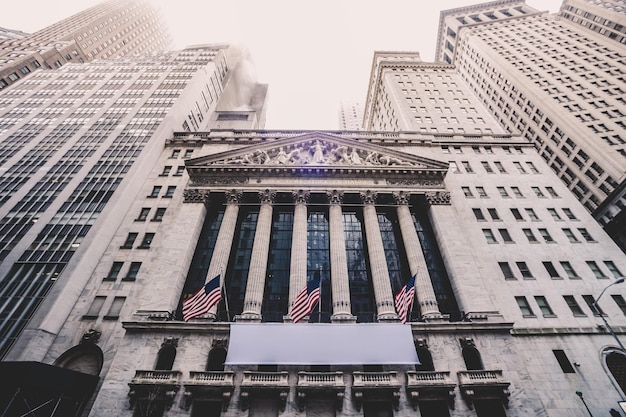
[562,228,579,243]
[473,208,486,220]
[462,161,474,173]
[171,149,181,158]
[511,187,524,197]
[543,261,560,279]
[582,294,603,316]
[532,187,545,197]
[538,228,554,242]
[604,261,623,278]
[483,229,497,243]
[487,208,500,220]
[577,228,594,242]
[123,262,141,281]
[516,261,534,278]
[499,229,513,242]
[84,296,106,318]
[546,187,559,197]
[462,186,473,197]
[560,261,580,279]
[136,208,150,221]
[138,233,155,249]
[476,187,488,197]
[481,161,494,173]
[105,262,123,281]
[515,296,535,316]
[535,296,555,316]
[525,208,539,220]
[562,208,577,220]
[121,233,138,249]
[494,161,506,173]
[510,208,523,220]
[152,208,166,222]
[514,162,527,173]
[526,161,540,173]
[547,208,562,220]
[104,296,125,320]
[183,149,194,159]
[149,186,162,198]
[160,166,172,176]
[553,350,576,373]
[563,295,586,316]
[499,262,516,279]
[523,228,538,243]
[175,166,185,176]
[612,295,626,316]
[164,186,176,198]
[497,187,509,197]
[586,261,608,279]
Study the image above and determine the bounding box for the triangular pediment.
[186,132,448,177]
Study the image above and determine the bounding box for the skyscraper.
[435,0,626,250]
[0,0,171,90]
[338,99,364,130]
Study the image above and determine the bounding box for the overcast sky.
[3,1,562,129]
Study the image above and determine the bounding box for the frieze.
[217,139,423,168]
[386,179,443,186]
[183,189,210,204]
[191,177,249,186]
[425,191,451,205]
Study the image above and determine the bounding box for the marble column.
[287,190,309,321]
[205,190,242,319]
[327,190,355,322]
[393,191,440,318]
[360,191,398,321]
[239,189,276,322]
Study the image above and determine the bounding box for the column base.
[235,313,262,323]
[330,313,357,323]
[187,312,217,322]
[420,313,445,322]
[377,313,400,322]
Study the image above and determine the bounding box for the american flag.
[183,275,221,321]
[395,275,416,324]
[291,276,321,323]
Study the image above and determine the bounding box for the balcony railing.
[240,372,290,411]
[296,372,345,411]
[457,370,510,408]
[128,370,181,409]
[352,372,401,411]
[457,370,506,386]
[130,370,181,385]
[182,371,234,411]
[405,371,456,410]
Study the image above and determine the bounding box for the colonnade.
[199,189,441,323]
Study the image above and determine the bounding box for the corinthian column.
[360,191,398,321]
[287,190,309,321]
[205,190,241,319]
[393,191,440,318]
[239,189,276,322]
[327,190,355,322]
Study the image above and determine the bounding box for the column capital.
[359,190,378,205]
[425,191,451,206]
[326,190,344,205]
[392,191,411,206]
[292,190,310,205]
[258,189,277,204]
[183,189,209,205]
[225,189,243,205]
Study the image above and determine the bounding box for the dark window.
[155,343,176,370]
[582,294,603,316]
[510,208,523,220]
[344,210,374,322]
[499,229,513,242]
[148,186,161,198]
[104,296,125,319]
[498,262,515,280]
[462,346,484,370]
[121,233,138,249]
[473,208,486,220]
[535,296,555,316]
[152,208,166,222]
[171,149,181,158]
[84,296,106,318]
[564,295,585,316]
[553,349,576,373]
[415,347,435,371]
[160,166,172,176]
[123,262,141,281]
[418,400,451,417]
[138,233,155,249]
[206,347,227,371]
[184,149,194,159]
[488,208,500,220]
[164,186,176,198]
[516,296,534,316]
[262,208,293,322]
[474,400,507,417]
[226,208,259,317]
[105,262,123,281]
[606,351,626,394]
[612,295,626,316]
[363,401,393,417]
[175,166,185,176]
[136,208,150,221]
[190,401,222,417]
[543,261,560,279]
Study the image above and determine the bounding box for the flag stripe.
[291,277,320,323]
[183,275,221,321]
[395,275,416,324]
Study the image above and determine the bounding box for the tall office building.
[338,99,364,130]
[434,0,626,250]
[0,0,171,90]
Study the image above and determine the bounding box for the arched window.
[415,346,435,372]
[462,345,484,371]
[606,350,626,394]
[155,339,177,370]
[206,347,227,371]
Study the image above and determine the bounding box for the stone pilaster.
[393,191,440,319]
[360,191,398,321]
[239,189,276,322]
[327,190,355,323]
[287,190,310,321]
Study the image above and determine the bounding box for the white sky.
[3,1,562,129]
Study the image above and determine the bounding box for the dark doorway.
[474,400,507,417]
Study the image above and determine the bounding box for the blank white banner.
[225,323,419,365]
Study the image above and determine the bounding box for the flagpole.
[407,274,416,323]
[220,268,231,322]
[318,264,323,323]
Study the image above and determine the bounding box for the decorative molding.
[81,329,101,344]
[292,190,310,205]
[386,179,443,186]
[191,177,248,186]
[258,189,277,204]
[326,190,344,205]
[425,191,451,205]
[392,191,410,205]
[360,190,378,205]
[183,189,209,204]
[225,190,242,205]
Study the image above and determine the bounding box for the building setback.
[434,0,626,251]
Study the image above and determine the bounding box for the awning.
[225,323,419,365]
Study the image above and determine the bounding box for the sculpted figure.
[365,151,380,165]
[349,148,362,165]
[310,140,326,164]
[276,147,289,164]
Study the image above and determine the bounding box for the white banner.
[225,323,419,365]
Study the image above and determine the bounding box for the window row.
[452,160,540,174]
[148,185,176,198]
[83,295,126,320]
[462,185,559,198]
[474,206,577,222]
[515,293,626,318]
[104,261,142,281]
[170,148,194,159]
[121,232,155,249]
[160,165,186,176]
[499,260,622,280]
[135,207,166,222]
[482,227,595,244]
